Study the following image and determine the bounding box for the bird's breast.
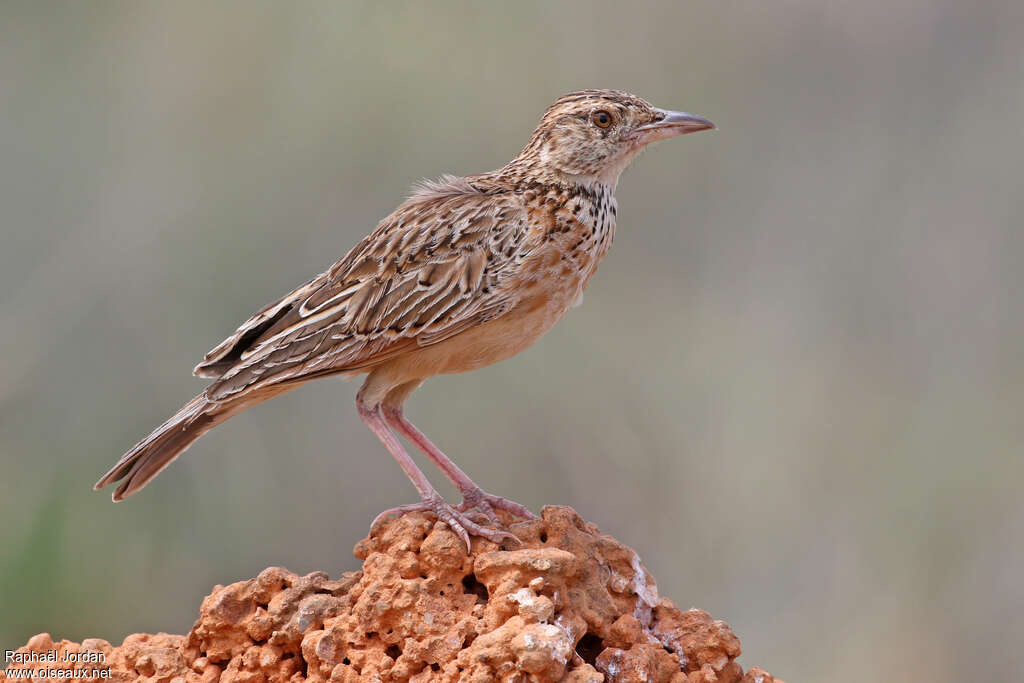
[523,185,617,308]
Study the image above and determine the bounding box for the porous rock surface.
[4,506,780,682]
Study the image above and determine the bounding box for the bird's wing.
[193,274,328,378]
[198,177,533,402]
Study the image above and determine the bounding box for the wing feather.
[200,177,532,402]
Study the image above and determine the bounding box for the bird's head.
[515,89,714,188]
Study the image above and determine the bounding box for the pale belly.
[385,287,578,378]
[441,297,574,372]
[361,269,589,403]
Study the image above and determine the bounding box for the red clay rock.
[2,506,781,682]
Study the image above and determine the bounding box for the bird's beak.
[631,109,716,145]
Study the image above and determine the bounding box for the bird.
[94,89,715,549]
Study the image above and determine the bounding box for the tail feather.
[95,394,226,501]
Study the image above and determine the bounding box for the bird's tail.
[94,393,237,501]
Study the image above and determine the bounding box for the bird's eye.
[591,110,613,128]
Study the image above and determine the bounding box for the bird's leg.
[380,402,537,524]
[356,397,518,550]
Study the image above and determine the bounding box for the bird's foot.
[371,495,520,551]
[456,488,537,526]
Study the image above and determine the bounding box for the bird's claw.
[456,489,537,525]
[371,501,436,531]
[371,496,521,551]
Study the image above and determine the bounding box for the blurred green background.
[2,2,1022,680]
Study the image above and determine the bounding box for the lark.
[95,90,714,547]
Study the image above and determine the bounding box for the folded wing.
[195,177,530,403]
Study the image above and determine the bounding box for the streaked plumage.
[95,89,714,547]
